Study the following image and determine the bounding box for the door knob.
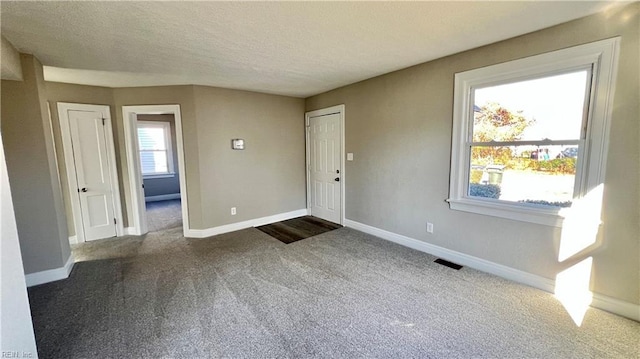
[81,188,88,192]
[334,178,340,182]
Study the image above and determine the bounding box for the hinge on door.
[114,218,117,225]
[102,118,106,126]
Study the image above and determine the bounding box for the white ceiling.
[0,1,620,98]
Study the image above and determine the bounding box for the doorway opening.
[122,105,189,236]
[136,114,183,232]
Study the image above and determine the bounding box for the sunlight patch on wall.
[557,184,603,262]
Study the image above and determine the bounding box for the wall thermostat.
[231,139,245,150]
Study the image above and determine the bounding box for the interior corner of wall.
[1,35,23,81]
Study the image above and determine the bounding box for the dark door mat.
[256,216,342,244]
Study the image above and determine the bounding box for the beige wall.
[45,83,306,234]
[1,35,23,81]
[193,85,306,228]
[1,54,71,274]
[306,4,639,305]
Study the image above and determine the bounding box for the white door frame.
[122,105,189,236]
[305,104,346,224]
[58,102,125,243]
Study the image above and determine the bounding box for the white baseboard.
[186,209,309,238]
[343,219,639,322]
[25,253,75,287]
[71,227,136,243]
[145,193,181,202]
[343,219,555,292]
[592,293,640,321]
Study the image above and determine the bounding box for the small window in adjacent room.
[137,121,174,178]
[448,38,619,227]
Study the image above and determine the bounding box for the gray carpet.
[145,199,182,233]
[29,226,639,358]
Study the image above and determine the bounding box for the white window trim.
[448,38,620,227]
[143,173,175,179]
[137,120,175,178]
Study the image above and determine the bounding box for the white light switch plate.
[347,153,354,161]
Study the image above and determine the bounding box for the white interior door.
[308,113,341,224]
[68,110,117,241]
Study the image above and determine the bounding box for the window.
[137,121,174,178]
[449,38,619,226]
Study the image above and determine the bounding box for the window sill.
[447,197,564,227]
[143,173,176,179]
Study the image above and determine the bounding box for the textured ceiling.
[0,1,620,98]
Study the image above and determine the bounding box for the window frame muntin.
[137,120,175,177]
[448,38,620,227]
